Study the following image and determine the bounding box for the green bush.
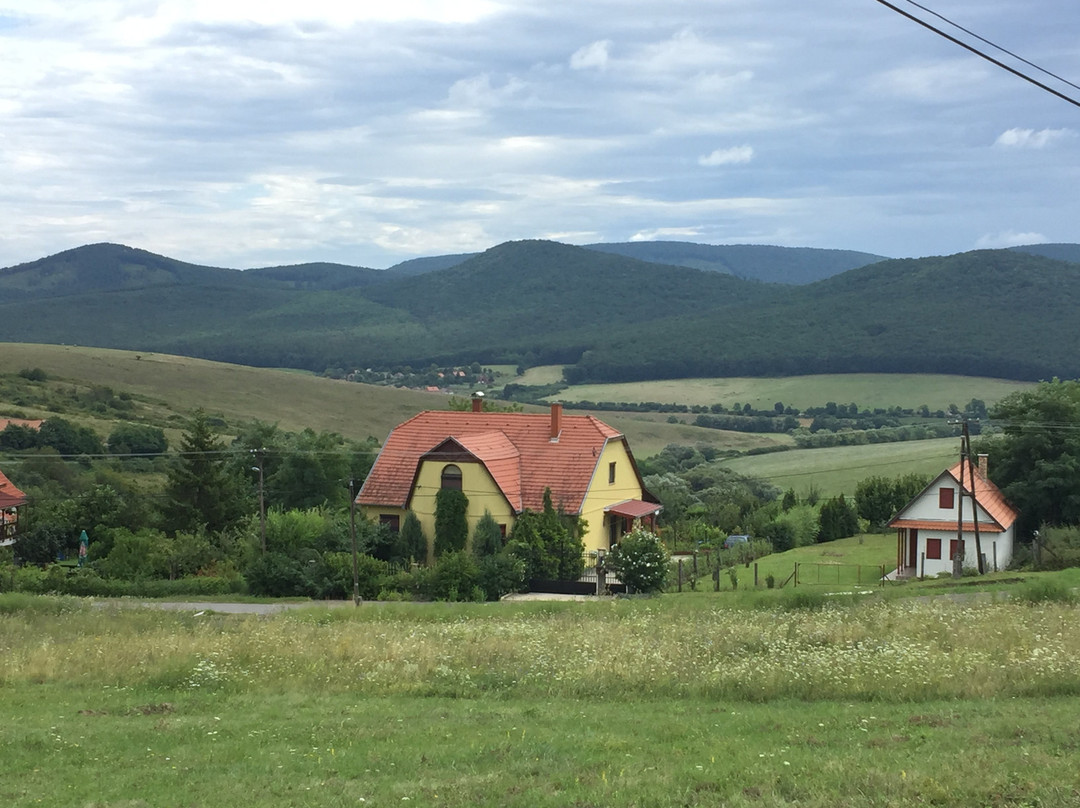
[476,553,526,600]
[424,551,479,601]
[777,588,829,611]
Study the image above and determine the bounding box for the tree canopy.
[987,379,1080,536]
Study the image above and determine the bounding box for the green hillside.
[0,344,777,457]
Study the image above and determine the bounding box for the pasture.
[4,589,1080,807]
[721,437,959,497]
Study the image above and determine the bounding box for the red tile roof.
[605,499,662,519]
[889,519,1008,534]
[358,409,632,515]
[0,418,44,432]
[0,470,27,510]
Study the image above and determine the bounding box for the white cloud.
[699,146,754,166]
[570,39,610,70]
[995,128,1076,149]
[975,230,1047,249]
[630,227,703,241]
[447,73,527,109]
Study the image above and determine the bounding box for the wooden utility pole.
[954,421,985,576]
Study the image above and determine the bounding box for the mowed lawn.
[5,589,1080,807]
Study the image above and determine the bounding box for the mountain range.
[0,240,1078,383]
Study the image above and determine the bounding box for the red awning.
[604,499,662,518]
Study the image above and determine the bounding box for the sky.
[1,0,1078,269]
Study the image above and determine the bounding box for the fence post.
[794,562,799,588]
[677,559,683,593]
[754,562,758,588]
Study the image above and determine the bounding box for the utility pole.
[251,449,266,553]
[952,420,984,576]
[349,478,361,606]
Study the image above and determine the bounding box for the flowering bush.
[608,527,669,593]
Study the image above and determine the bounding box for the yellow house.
[356,402,659,560]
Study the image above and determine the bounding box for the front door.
[908,529,918,568]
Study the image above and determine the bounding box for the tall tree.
[161,409,247,535]
[434,488,469,556]
[988,379,1080,536]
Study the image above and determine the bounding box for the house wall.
[578,439,647,553]
[902,482,1001,523]
[905,526,1014,577]
[361,459,515,565]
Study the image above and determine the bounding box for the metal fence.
[794,562,887,588]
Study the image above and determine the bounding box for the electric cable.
[873,0,1080,109]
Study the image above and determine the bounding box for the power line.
[873,0,1080,109]
[901,0,1080,94]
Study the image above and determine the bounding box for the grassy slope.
[722,438,958,497]
[0,344,767,455]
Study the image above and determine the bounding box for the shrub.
[607,527,669,594]
[777,588,828,611]
[424,551,479,601]
[476,553,526,600]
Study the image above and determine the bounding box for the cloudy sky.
[2,0,1078,269]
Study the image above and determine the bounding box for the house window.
[949,539,965,560]
[441,464,462,490]
[498,524,507,538]
[379,514,400,533]
[608,462,616,484]
[939,487,955,509]
[926,538,942,560]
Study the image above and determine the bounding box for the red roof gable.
[0,469,27,510]
[358,408,631,515]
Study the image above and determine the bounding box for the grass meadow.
[722,437,959,497]
[5,589,1080,807]
[545,370,1033,412]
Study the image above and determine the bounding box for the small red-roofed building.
[888,454,1017,578]
[357,401,660,561]
[0,469,28,548]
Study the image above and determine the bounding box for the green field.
[5,589,1080,807]
[721,438,958,497]
[542,369,1033,411]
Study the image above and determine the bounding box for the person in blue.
[78,530,88,567]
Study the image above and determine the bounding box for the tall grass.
[4,596,1080,702]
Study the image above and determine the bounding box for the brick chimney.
[550,403,562,440]
[978,453,988,478]
[471,391,485,413]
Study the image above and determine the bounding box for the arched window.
[441,464,462,490]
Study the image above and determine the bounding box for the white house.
[888,455,1017,578]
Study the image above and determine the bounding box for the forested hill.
[563,249,1080,383]
[584,242,887,284]
[1,240,1078,382]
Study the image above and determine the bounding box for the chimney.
[471,391,485,413]
[550,403,562,440]
[978,453,988,478]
